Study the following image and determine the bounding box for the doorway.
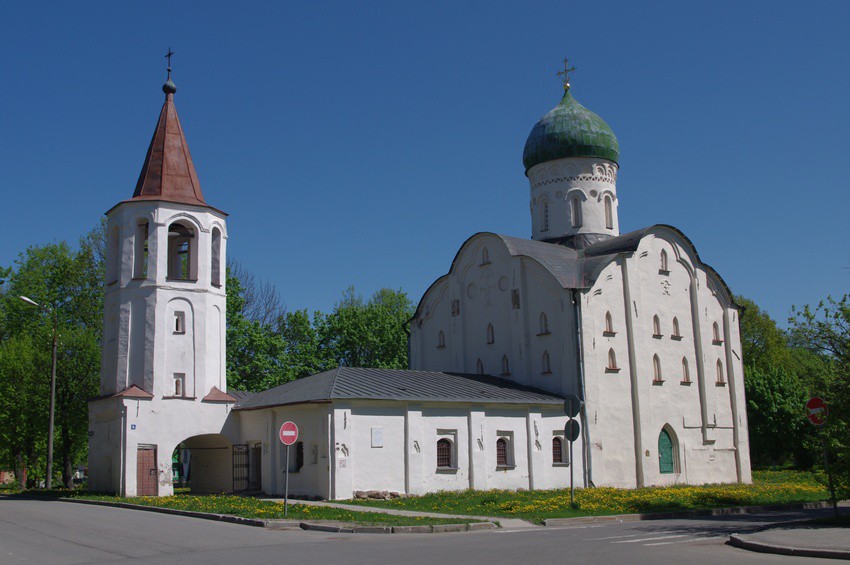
[137,446,158,496]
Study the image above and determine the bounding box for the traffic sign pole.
[563,395,582,508]
[806,397,838,517]
[284,445,290,517]
[278,421,299,518]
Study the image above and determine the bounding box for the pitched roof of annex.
[233,367,565,411]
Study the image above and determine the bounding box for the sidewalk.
[730,523,849,560]
[728,503,849,560]
[262,497,538,529]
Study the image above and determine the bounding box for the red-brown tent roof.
[114,385,154,399]
[202,386,238,403]
[131,92,208,207]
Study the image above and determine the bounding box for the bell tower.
[89,58,236,497]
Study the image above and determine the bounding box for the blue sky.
[1,1,848,325]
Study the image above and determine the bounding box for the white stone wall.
[580,227,750,488]
[526,157,619,240]
[411,233,581,399]
[234,400,580,500]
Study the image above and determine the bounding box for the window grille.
[496,438,508,467]
[437,439,452,468]
[552,437,563,463]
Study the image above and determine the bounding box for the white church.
[88,66,751,498]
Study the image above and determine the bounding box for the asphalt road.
[0,498,838,564]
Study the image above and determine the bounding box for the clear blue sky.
[2,1,848,325]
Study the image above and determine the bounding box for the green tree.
[225,267,289,392]
[317,287,413,369]
[0,222,104,487]
[736,295,792,370]
[788,295,849,496]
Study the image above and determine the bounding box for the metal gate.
[232,444,249,493]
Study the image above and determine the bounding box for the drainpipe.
[620,259,645,488]
[571,289,592,487]
[119,402,127,496]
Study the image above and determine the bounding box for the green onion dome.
[523,89,619,173]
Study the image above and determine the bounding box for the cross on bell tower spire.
[162,48,177,95]
[557,58,576,91]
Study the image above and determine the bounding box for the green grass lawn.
[343,470,830,524]
[9,490,480,527]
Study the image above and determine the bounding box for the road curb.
[55,497,497,534]
[57,497,268,528]
[728,533,850,560]
[543,501,835,526]
[298,521,498,534]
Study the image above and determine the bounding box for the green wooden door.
[658,429,674,474]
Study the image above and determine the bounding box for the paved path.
[3,497,844,564]
[266,497,538,529]
[731,522,849,559]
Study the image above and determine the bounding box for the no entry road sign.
[806,397,828,426]
[279,421,299,445]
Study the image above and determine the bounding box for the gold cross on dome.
[557,58,576,90]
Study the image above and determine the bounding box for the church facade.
[88,69,750,497]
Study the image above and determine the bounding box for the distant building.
[88,68,750,497]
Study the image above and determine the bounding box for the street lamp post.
[20,295,58,490]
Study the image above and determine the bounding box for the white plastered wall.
[580,227,750,488]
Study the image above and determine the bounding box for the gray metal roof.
[233,367,564,411]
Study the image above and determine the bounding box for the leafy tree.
[317,287,413,369]
[0,222,104,487]
[788,295,849,496]
[225,267,289,392]
[736,295,792,370]
[744,364,810,467]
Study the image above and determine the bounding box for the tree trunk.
[61,417,74,489]
[15,452,27,490]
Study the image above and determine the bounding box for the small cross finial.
[557,58,576,91]
[165,47,175,76]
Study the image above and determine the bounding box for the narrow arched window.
[476,358,484,375]
[653,354,662,382]
[604,195,613,229]
[496,438,508,467]
[570,196,582,228]
[211,227,222,287]
[437,330,445,348]
[552,437,564,464]
[653,315,662,337]
[672,317,681,338]
[713,322,723,343]
[607,348,618,371]
[481,247,491,265]
[174,376,182,396]
[437,438,452,468]
[486,323,495,344]
[539,312,549,334]
[681,357,690,383]
[134,220,149,279]
[660,249,668,272]
[716,359,725,384]
[542,350,551,374]
[501,355,510,376]
[167,221,197,281]
[542,201,550,231]
[604,311,614,334]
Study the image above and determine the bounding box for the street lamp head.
[19,295,41,307]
